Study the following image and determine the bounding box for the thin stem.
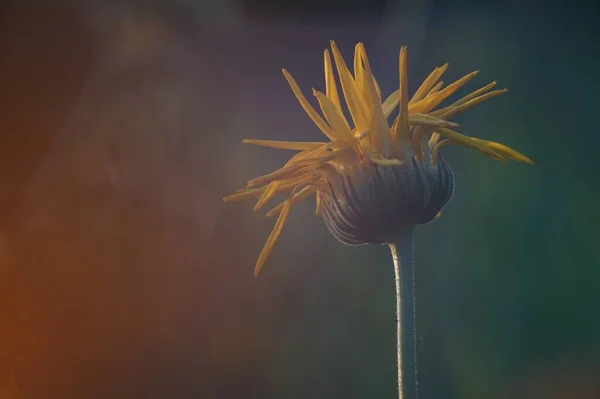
[389,228,418,399]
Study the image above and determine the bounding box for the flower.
[224,41,533,277]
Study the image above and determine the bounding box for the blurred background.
[0,0,598,398]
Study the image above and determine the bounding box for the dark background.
[1,0,599,398]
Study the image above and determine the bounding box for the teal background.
[0,1,598,398]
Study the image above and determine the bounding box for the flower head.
[224,41,533,276]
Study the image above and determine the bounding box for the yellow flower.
[224,41,533,277]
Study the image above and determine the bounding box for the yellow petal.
[352,46,383,104]
[247,163,316,187]
[382,89,399,117]
[252,181,280,211]
[315,193,322,215]
[253,175,314,209]
[428,132,441,148]
[247,146,336,188]
[330,41,370,132]
[409,113,459,129]
[295,147,354,166]
[370,156,403,166]
[359,43,391,152]
[427,87,506,149]
[452,81,497,107]
[372,75,383,103]
[458,89,507,110]
[264,201,286,218]
[247,146,348,190]
[225,174,310,203]
[427,81,444,96]
[471,138,534,164]
[265,145,326,175]
[393,46,410,142]
[312,89,354,143]
[409,63,448,105]
[354,43,366,92]
[409,71,479,114]
[243,139,326,150]
[324,49,342,110]
[411,126,425,160]
[282,69,337,141]
[264,181,323,218]
[254,200,292,277]
[431,138,450,162]
[268,184,318,215]
[222,188,263,203]
[360,146,402,165]
[432,88,507,120]
[436,127,506,161]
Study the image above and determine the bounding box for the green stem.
[389,228,418,399]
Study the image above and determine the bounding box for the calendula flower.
[224,41,532,276]
[223,41,532,399]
